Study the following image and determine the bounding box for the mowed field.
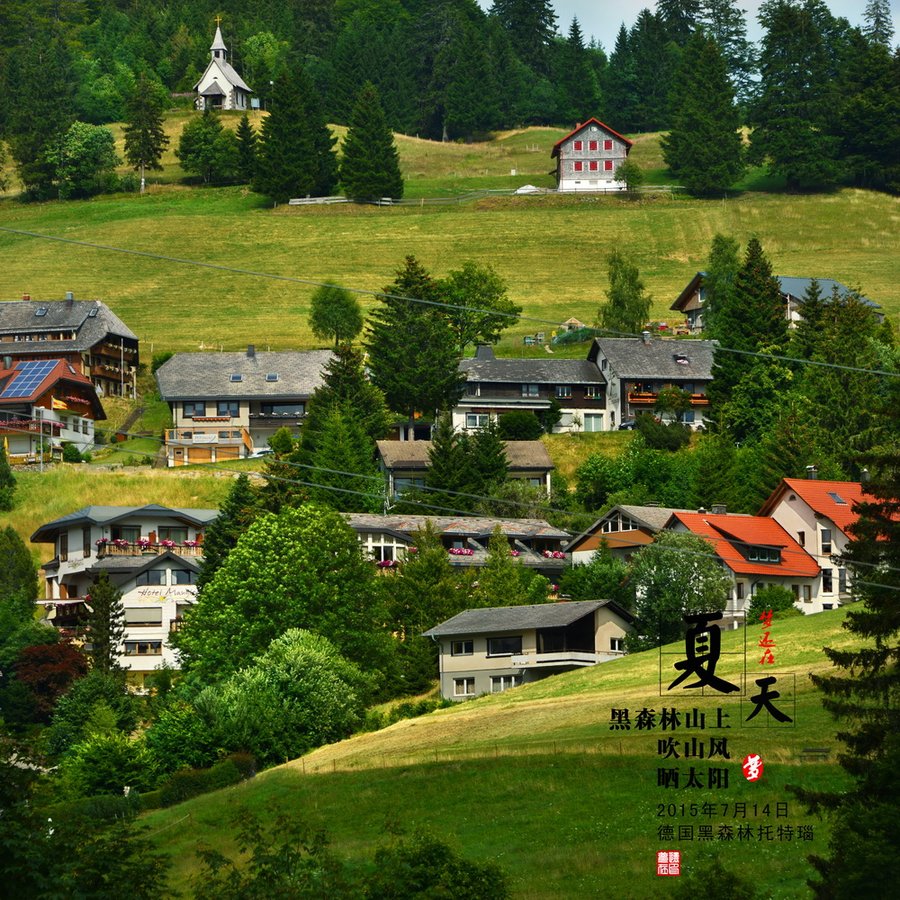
[141,608,856,898]
[0,124,897,355]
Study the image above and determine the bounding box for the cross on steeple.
[215,15,221,27]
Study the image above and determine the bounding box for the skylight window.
[265,373,278,382]
[230,374,243,382]
[673,354,689,365]
[35,308,47,317]
[88,308,99,317]
[827,491,847,505]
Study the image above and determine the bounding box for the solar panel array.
[0,360,57,399]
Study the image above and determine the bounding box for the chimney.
[2,355,12,370]
[22,293,30,301]
[247,344,255,358]
[65,291,74,306]
[641,330,651,345]
[805,465,818,480]
[860,468,870,483]
[711,503,727,515]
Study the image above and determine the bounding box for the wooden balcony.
[165,426,252,451]
[627,391,709,406]
[97,542,203,559]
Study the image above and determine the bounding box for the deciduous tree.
[308,283,363,346]
[597,249,651,335]
[441,261,520,355]
[176,109,238,185]
[46,121,119,199]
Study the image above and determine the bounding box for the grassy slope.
[142,609,855,898]
[0,125,896,355]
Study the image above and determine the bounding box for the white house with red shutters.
[551,118,633,192]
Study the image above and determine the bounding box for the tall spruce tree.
[790,278,826,360]
[629,9,677,132]
[0,525,38,624]
[658,0,701,45]
[555,18,602,125]
[863,0,894,47]
[603,26,638,132]
[197,474,259,591]
[468,419,509,496]
[86,571,125,675]
[702,234,741,335]
[235,113,257,184]
[698,0,756,105]
[423,414,474,513]
[791,436,900,897]
[365,256,464,421]
[255,67,337,202]
[490,0,559,76]
[339,81,403,201]
[662,30,744,194]
[707,237,788,411]
[750,0,840,190]
[122,74,169,194]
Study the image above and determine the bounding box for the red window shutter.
[574,161,583,172]
[604,139,613,150]
[589,160,598,172]
[573,140,583,151]
[589,140,598,151]
[605,160,613,171]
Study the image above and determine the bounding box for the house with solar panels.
[194,22,252,111]
[0,357,105,460]
[0,291,139,397]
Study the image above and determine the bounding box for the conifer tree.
[423,414,473,512]
[555,18,601,125]
[707,237,788,410]
[122,73,169,194]
[702,234,741,335]
[603,26,638,132]
[197,474,259,591]
[468,419,509,496]
[863,0,894,47]
[658,0,701,45]
[365,257,464,421]
[339,82,403,201]
[750,0,840,190]
[469,526,549,608]
[86,571,125,675]
[300,344,390,457]
[307,403,383,513]
[698,0,756,105]
[629,9,677,132]
[662,30,744,195]
[0,442,16,511]
[790,278,826,360]
[176,109,238,185]
[0,525,37,623]
[490,0,559,76]
[792,436,900,897]
[235,113,257,184]
[255,67,337,202]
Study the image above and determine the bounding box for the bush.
[635,414,691,451]
[747,585,800,621]
[61,443,82,463]
[158,755,249,807]
[497,410,543,441]
[42,790,143,825]
[151,351,174,374]
[57,732,158,798]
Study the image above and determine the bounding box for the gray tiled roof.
[376,440,553,471]
[460,355,605,385]
[155,350,333,401]
[423,600,632,637]
[592,338,716,380]
[777,276,879,309]
[566,504,695,551]
[0,299,138,354]
[31,505,219,542]
[346,513,569,541]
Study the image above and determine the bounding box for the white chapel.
[193,21,252,111]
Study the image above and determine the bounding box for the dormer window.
[265,373,278,382]
[747,546,781,563]
[673,354,689,365]
[230,374,243,382]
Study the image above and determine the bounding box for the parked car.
[248,447,273,458]
[618,419,637,431]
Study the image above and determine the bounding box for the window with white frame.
[124,640,162,656]
[466,382,480,397]
[838,568,847,592]
[451,640,473,656]
[604,139,613,150]
[573,161,583,172]
[573,140,583,151]
[171,569,197,585]
[183,401,204,419]
[604,160,614,171]
[490,674,522,693]
[583,414,603,432]
[610,637,624,652]
[586,385,602,398]
[453,677,475,697]
[487,636,523,657]
[466,413,490,429]
[821,528,832,556]
[822,569,833,592]
[555,385,572,399]
[359,531,407,562]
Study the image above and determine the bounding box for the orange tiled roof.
[672,512,820,579]
[766,479,865,535]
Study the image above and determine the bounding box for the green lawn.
[1,182,896,355]
[141,608,856,897]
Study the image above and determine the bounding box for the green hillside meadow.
[0,127,897,356]
[142,609,855,898]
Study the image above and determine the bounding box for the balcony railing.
[0,417,63,434]
[97,541,203,558]
[509,651,601,668]
[165,427,251,448]
[627,391,709,406]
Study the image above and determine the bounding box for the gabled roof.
[758,478,865,536]
[84,549,202,582]
[461,346,604,385]
[668,512,819,578]
[423,599,634,637]
[199,82,227,96]
[589,338,716,380]
[31,505,219,542]
[193,58,252,93]
[670,273,879,313]
[567,505,694,553]
[155,350,332,401]
[0,298,138,349]
[0,359,105,419]
[346,513,569,541]
[551,118,633,157]
[375,440,554,472]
